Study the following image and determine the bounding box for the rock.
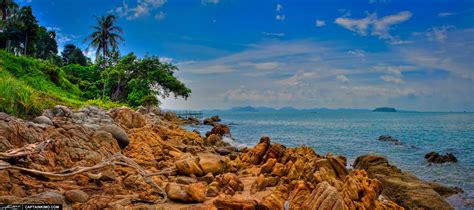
[186,183,206,202]
[260,158,277,174]
[203,116,221,125]
[241,136,271,165]
[271,163,286,177]
[197,172,214,184]
[378,135,402,145]
[34,116,53,125]
[52,105,73,117]
[354,155,454,209]
[206,186,219,197]
[425,152,457,163]
[65,190,89,203]
[250,174,266,195]
[175,156,204,176]
[21,192,66,205]
[207,124,231,137]
[177,176,198,185]
[213,195,259,210]
[265,176,279,187]
[301,181,345,209]
[215,173,244,195]
[109,108,146,129]
[214,146,234,155]
[263,143,286,162]
[198,153,229,175]
[166,182,193,202]
[100,124,129,149]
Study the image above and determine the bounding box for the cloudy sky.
[22,0,474,111]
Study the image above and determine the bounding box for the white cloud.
[276,3,283,12]
[315,20,326,27]
[262,32,285,37]
[154,11,166,20]
[438,12,455,17]
[114,0,167,20]
[159,57,173,63]
[254,62,280,70]
[202,0,219,4]
[276,14,285,21]
[381,75,404,84]
[347,49,365,57]
[426,26,453,43]
[336,74,349,82]
[335,11,412,42]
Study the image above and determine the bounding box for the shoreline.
[0,105,466,209]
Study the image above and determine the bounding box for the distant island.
[373,107,397,112]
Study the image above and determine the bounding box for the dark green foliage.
[61,64,102,99]
[105,53,191,107]
[61,44,89,66]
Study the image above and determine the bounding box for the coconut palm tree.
[84,14,124,68]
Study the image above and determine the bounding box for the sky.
[19,0,474,111]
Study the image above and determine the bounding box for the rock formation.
[0,106,459,209]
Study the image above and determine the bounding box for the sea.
[182,110,474,209]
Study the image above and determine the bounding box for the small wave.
[222,134,247,148]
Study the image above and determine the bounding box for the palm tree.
[84,14,124,68]
[0,0,14,21]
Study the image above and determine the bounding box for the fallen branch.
[0,153,167,203]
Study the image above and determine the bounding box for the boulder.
[109,108,146,129]
[34,116,53,126]
[214,173,244,195]
[260,158,277,174]
[52,105,73,117]
[301,181,345,209]
[186,183,206,203]
[206,124,231,137]
[175,156,204,176]
[65,190,89,203]
[378,135,402,145]
[241,136,271,165]
[425,152,457,163]
[198,153,229,175]
[354,155,455,209]
[100,124,129,149]
[203,115,221,125]
[166,182,193,202]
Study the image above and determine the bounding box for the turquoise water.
[184,111,474,208]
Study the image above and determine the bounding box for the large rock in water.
[354,155,455,209]
[425,152,457,163]
[100,124,129,149]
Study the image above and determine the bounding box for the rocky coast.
[0,105,461,209]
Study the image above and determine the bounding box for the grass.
[0,50,122,118]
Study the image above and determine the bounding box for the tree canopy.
[61,44,89,66]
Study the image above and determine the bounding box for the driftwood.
[0,140,51,160]
[0,147,168,203]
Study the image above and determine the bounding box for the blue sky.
[20,0,474,111]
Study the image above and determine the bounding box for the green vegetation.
[0,1,191,117]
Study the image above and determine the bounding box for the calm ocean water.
[183,111,474,208]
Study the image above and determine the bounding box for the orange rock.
[240,136,270,165]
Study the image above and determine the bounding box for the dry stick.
[0,153,168,204]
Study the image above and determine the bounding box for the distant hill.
[278,106,298,111]
[228,106,259,112]
[373,107,397,112]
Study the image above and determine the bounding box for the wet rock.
[34,116,53,125]
[425,152,457,163]
[378,135,402,145]
[206,124,231,137]
[100,124,129,149]
[203,116,220,125]
[175,156,204,176]
[214,146,234,155]
[354,154,454,209]
[65,190,89,203]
